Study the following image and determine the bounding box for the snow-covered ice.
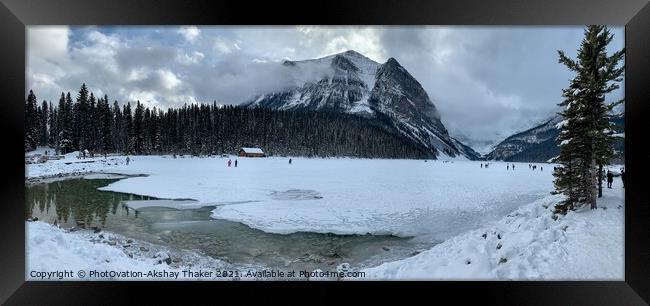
[30,155,553,239]
[26,154,624,280]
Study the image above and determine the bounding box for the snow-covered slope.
[485,113,625,163]
[485,116,562,162]
[362,179,624,280]
[245,50,480,160]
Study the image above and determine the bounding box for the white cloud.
[156,69,181,90]
[178,51,205,65]
[213,37,238,54]
[26,26,624,145]
[178,26,200,43]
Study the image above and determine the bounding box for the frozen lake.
[90,157,555,241]
[26,156,565,275]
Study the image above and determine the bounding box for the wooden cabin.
[238,147,265,157]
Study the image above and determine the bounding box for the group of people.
[478,162,548,172]
[226,158,293,167]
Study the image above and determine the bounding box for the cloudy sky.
[27,26,624,150]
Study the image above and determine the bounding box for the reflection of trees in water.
[25,179,147,228]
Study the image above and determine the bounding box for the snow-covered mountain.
[244,50,480,160]
[484,116,562,162]
[485,113,624,163]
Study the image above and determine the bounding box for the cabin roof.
[240,147,264,154]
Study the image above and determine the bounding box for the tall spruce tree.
[553,25,625,213]
[39,100,49,147]
[24,90,39,151]
[58,92,75,154]
[48,101,57,148]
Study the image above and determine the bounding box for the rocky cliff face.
[245,50,480,160]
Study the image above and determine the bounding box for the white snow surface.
[26,221,238,280]
[26,155,624,280]
[362,182,624,280]
[29,155,552,240]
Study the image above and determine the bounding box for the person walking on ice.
[289,158,292,165]
[607,170,614,188]
[235,159,238,167]
[228,159,232,167]
[507,164,510,170]
[512,164,515,170]
[126,156,130,165]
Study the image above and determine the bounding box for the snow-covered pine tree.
[48,101,57,148]
[39,100,49,147]
[58,92,75,154]
[553,25,625,213]
[24,90,39,152]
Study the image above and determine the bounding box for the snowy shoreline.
[361,188,624,280]
[25,149,624,280]
[26,220,247,281]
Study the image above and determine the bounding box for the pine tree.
[24,90,39,151]
[99,94,113,152]
[553,25,625,213]
[48,101,57,148]
[39,100,49,146]
[58,92,75,154]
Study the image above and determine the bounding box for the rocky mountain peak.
[331,54,360,72]
[244,50,480,160]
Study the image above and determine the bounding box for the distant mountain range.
[241,49,624,163]
[485,113,624,163]
[244,50,481,160]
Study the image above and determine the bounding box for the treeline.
[24,84,432,158]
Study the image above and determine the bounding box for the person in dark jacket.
[235,159,238,167]
[607,170,614,188]
[289,158,292,165]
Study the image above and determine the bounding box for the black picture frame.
[1,0,649,304]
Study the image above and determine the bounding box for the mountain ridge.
[485,113,624,163]
[244,50,481,160]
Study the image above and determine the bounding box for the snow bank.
[361,182,624,280]
[26,221,238,280]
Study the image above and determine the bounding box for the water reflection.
[25,178,152,229]
[25,177,430,271]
